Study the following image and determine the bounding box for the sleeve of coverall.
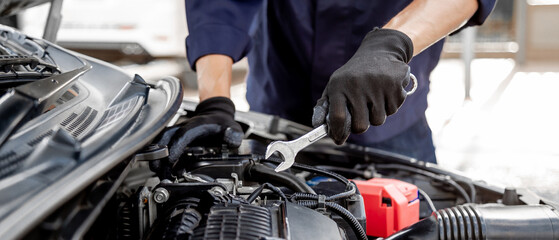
[453,0,497,34]
[185,0,263,71]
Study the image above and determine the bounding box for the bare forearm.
[384,0,478,56]
[195,54,233,101]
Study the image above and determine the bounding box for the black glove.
[168,97,243,162]
[312,28,414,145]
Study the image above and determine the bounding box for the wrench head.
[265,141,295,172]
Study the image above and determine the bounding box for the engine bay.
[20,101,559,240]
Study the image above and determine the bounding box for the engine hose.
[247,183,288,203]
[456,179,477,203]
[384,204,559,240]
[375,164,472,203]
[325,202,368,240]
[263,156,350,185]
[326,182,357,201]
[315,165,368,177]
[146,199,202,240]
[418,188,437,213]
[247,163,315,194]
[290,182,357,202]
[291,192,319,201]
[263,156,357,201]
[297,200,368,240]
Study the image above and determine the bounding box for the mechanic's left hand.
[312,28,414,145]
[167,97,243,163]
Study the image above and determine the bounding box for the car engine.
[50,122,559,240]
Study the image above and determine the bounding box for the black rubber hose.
[297,200,368,240]
[456,179,477,203]
[375,164,471,203]
[146,198,202,240]
[418,188,437,213]
[290,192,319,201]
[263,156,350,185]
[315,165,367,177]
[247,183,288,203]
[326,182,357,201]
[290,182,356,202]
[384,204,559,240]
[247,163,315,194]
[263,156,356,201]
[325,202,368,240]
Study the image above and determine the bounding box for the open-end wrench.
[265,74,418,172]
[265,124,327,172]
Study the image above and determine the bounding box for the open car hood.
[0,25,183,238]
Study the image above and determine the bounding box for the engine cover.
[191,202,343,240]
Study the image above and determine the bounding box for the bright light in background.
[430,58,559,201]
[528,0,559,5]
[19,0,188,58]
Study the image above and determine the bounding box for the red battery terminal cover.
[352,178,419,238]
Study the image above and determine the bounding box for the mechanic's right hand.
[311,28,414,145]
[168,97,243,163]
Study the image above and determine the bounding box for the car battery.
[352,178,419,237]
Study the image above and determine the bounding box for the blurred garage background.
[7,0,559,201]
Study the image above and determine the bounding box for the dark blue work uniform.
[185,0,495,163]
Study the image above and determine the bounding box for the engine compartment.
[81,140,368,240]
[23,102,558,240]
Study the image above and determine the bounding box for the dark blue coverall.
[185,0,496,163]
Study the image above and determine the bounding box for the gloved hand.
[168,97,243,163]
[312,28,414,145]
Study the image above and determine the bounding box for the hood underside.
[0,0,49,17]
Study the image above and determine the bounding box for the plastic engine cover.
[353,178,419,237]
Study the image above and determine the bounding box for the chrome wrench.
[265,124,328,172]
[265,74,418,172]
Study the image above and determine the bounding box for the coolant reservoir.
[353,178,419,238]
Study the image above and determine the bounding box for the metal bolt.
[153,188,170,203]
[210,187,226,197]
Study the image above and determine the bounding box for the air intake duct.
[146,198,203,240]
[385,204,559,240]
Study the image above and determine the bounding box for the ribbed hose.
[147,199,202,240]
[290,182,356,202]
[434,205,485,240]
[291,192,319,201]
[385,204,559,240]
[117,201,136,239]
[161,208,202,239]
[297,200,368,240]
[290,186,357,201]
